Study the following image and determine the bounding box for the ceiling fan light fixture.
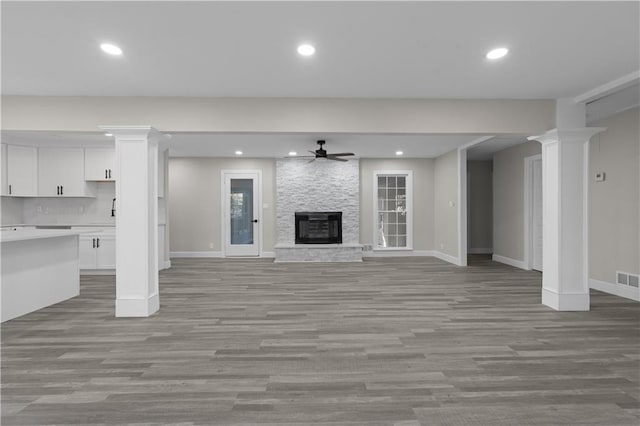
[288,151,297,156]
[235,150,243,155]
[395,151,403,156]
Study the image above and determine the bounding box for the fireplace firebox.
[295,212,342,244]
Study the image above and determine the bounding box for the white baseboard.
[432,250,463,266]
[590,278,640,302]
[468,248,493,254]
[160,260,171,270]
[541,288,590,311]
[115,294,160,317]
[261,251,275,258]
[80,269,115,276]
[170,251,223,258]
[363,250,433,258]
[492,254,529,270]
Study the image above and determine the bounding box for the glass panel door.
[224,172,260,256]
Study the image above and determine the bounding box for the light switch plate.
[595,172,605,182]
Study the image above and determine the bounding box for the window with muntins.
[374,171,412,249]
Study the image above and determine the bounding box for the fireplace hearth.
[295,212,342,244]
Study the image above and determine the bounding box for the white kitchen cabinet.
[39,148,94,197]
[6,145,38,197]
[1,144,7,196]
[79,231,115,272]
[85,148,115,181]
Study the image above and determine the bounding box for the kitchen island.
[1,229,92,322]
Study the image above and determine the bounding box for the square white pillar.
[530,127,605,311]
[101,126,168,317]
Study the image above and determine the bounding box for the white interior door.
[532,158,543,271]
[223,172,260,257]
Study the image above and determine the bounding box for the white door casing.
[524,154,543,271]
[222,170,262,257]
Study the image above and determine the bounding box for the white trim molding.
[541,288,590,311]
[492,254,529,270]
[523,154,542,271]
[432,250,463,266]
[364,250,433,258]
[590,278,640,302]
[171,251,223,258]
[574,70,640,104]
[372,170,413,251]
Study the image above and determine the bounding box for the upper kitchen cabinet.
[5,145,38,197]
[38,148,95,197]
[85,148,115,181]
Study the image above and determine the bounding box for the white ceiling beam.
[574,70,640,104]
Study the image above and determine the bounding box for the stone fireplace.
[274,159,362,262]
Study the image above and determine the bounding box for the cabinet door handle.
[60,185,63,195]
[105,169,108,179]
[8,184,11,195]
[92,238,96,248]
[56,186,60,195]
[108,169,112,179]
[96,238,100,248]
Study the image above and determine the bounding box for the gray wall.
[589,107,639,282]
[492,141,541,262]
[168,157,276,253]
[360,158,434,250]
[434,149,459,257]
[467,160,493,251]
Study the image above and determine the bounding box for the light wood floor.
[2,256,639,425]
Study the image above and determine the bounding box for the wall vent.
[616,271,639,287]
[617,272,628,285]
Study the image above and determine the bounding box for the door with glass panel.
[223,172,260,256]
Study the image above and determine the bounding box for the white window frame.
[373,170,413,251]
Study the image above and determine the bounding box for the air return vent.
[617,271,639,287]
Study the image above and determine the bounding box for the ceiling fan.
[292,140,355,162]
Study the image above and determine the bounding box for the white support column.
[530,127,605,310]
[101,125,168,317]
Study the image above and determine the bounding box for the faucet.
[111,198,116,217]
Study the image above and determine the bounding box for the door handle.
[252,219,259,223]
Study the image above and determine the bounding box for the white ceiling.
[2,1,638,99]
[1,131,489,159]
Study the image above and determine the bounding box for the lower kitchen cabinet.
[79,232,115,271]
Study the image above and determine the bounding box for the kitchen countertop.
[1,228,103,243]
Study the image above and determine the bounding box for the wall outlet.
[36,206,42,213]
[363,244,373,251]
[595,172,605,182]
[448,200,456,207]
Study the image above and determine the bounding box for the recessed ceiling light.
[288,151,297,156]
[395,151,404,156]
[486,47,508,60]
[104,133,113,137]
[297,44,315,56]
[235,150,243,155]
[100,43,123,56]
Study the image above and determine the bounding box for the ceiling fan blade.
[307,158,316,163]
[327,153,355,157]
[327,156,348,162]
[286,155,315,158]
